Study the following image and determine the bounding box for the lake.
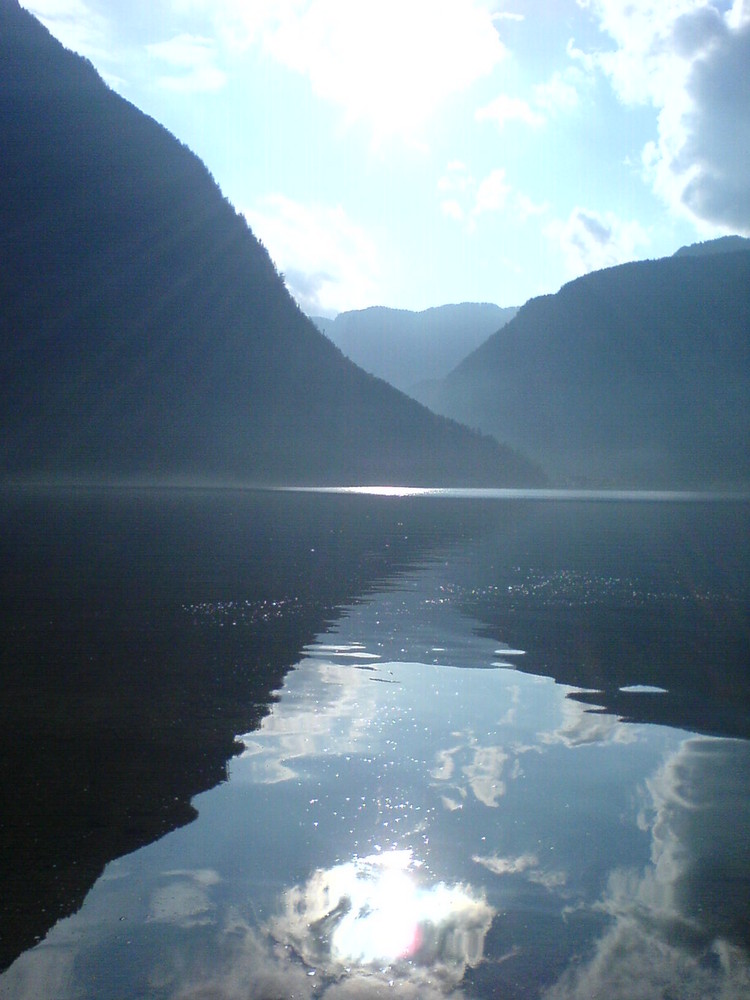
[1,486,749,999]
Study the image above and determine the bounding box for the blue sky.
[23,0,750,316]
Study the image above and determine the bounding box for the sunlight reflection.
[271,849,494,979]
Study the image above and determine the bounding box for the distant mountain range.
[413,240,750,488]
[0,0,542,487]
[311,303,517,393]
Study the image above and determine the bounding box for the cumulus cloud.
[437,163,547,231]
[475,93,546,128]
[515,191,551,220]
[545,206,650,279]
[577,0,750,233]
[440,199,467,222]
[242,195,381,316]
[146,33,227,92]
[474,168,512,214]
[492,10,525,23]
[24,0,112,62]
[201,0,506,141]
[476,66,585,130]
[676,14,750,229]
[533,68,584,114]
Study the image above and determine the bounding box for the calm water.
[1,487,749,999]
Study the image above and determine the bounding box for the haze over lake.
[2,486,749,998]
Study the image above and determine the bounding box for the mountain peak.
[315,302,517,393]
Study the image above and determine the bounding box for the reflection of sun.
[273,849,494,978]
[329,850,421,964]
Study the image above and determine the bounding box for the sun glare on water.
[272,849,493,977]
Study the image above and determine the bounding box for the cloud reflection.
[236,657,379,783]
[541,695,638,748]
[174,851,494,1000]
[544,736,750,999]
[473,852,567,892]
[432,738,514,808]
[461,745,509,807]
[270,849,494,984]
[147,869,221,928]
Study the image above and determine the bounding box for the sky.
[21,0,750,317]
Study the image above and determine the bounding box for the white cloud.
[437,163,548,232]
[438,162,477,223]
[533,68,583,114]
[440,198,466,222]
[577,0,750,233]
[242,195,381,316]
[437,160,475,193]
[474,168,512,214]
[146,33,228,92]
[492,10,525,22]
[545,206,650,279]
[24,0,111,62]
[475,93,546,128]
[30,0,508,139]
[476,67,585,131]
[207,0,507,141]
[516,191,550,220]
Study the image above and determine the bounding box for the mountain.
[413,248,750,488]
[674,235,750,257]
[0,0,542,487]
[311,302,517,393]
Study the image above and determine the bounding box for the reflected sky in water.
[2,517,750,999]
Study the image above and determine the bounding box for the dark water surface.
[1,487,749,998]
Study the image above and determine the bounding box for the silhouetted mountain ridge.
[312,302,517,392]
[413,250,750,487]
[674,235,750,257]
[0,0,542,486]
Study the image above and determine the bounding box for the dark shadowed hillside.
[674,235,750,257]
[413,246,750,487]
[0,0,542,487]
[312,302,517,393]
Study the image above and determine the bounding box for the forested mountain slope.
[0,0,542,487]
[413,247,750,487]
